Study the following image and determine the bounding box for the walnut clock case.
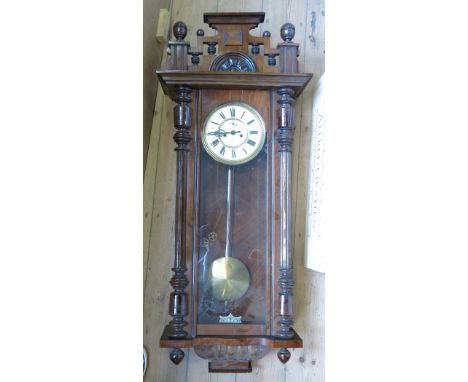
[156,12,313,373]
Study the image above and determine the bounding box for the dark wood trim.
[157,71,313,99]
[204,12,265,25]
[196,324,266,336]
[192,334,303,348]
[191,89,202,338]
[160,325,303,349]
[185,89,199,338]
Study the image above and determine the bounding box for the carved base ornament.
[155,12,312,373]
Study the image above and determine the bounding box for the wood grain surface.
[144,1,325,381]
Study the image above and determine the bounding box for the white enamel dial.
[201,102,266,165]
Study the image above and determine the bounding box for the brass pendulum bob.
[209,167,250,302]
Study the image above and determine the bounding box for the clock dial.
[202,102,266,165]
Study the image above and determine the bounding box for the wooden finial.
[278,23,299,72]
[280,23,295,42]
[277,348,291,364]
[173,21,187,41]
[169,348,185,365]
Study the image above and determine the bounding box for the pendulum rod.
[223,166,234,311]
[224,167,235,259]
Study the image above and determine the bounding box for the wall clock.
[156,12,313,373]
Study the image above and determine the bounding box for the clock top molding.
[157,12,312,98]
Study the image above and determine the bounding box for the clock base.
[160,325,303,371]
[193,343,270,362]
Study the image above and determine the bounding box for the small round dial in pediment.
[210,52,257,72]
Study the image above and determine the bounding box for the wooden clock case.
[156,12,312,373]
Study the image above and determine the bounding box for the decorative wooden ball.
[280,23,295,42]
[173,21,187,41]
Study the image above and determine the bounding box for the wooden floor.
[144,1,325,381]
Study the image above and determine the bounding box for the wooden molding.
[157,71,313,99]
[160,325,303,349]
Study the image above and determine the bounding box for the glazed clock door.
[196,89,272,336]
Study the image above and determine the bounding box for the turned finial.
[196,28,204,36]
[169,348,185,365]
[280,23,295,42]
[263,30,271,37]
[277,348,291,364]
[173,21,187,41]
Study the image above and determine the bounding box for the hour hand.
[207,129,226,137]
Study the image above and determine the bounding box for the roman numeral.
[211,139,219,147]
[232,149,236,159]
[242,148,248,154]
[211,121,219,125]
[230,107,235,117]
[247,119,255,125]
[241,111,246,119]
[247,139,256,146]
[249,130,258,134]
[219,111,226,119]
[220,146,226,156]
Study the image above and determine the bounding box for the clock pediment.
[162,11,308,75]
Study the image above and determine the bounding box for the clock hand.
[207,129,227,137]
[207,129,243,141]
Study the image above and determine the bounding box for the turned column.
[276,22,299,364]
[276,87,296,339]
[276,86,296,364]
[167,85,192,364]
[168,85,192,338]
[163,21,193,365]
